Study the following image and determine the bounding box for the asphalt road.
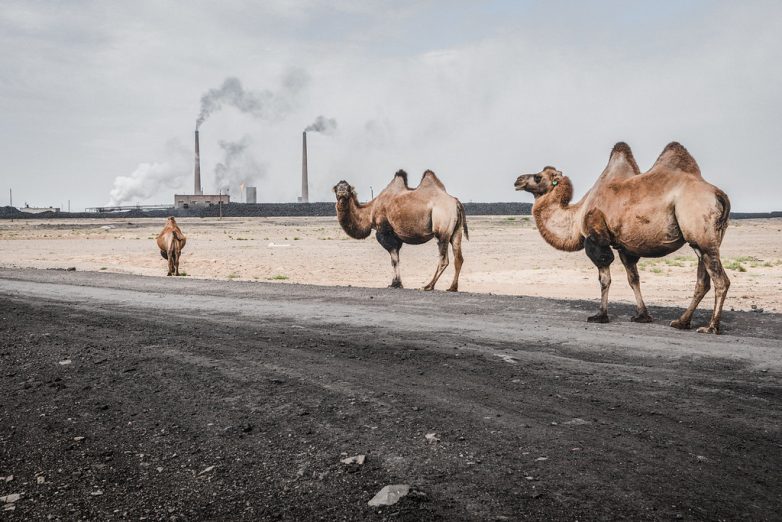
[1,268,780,520]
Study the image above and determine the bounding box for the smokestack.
[301,131,309,203]
[194,130,203,195]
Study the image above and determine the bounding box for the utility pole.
[9,188,12,207]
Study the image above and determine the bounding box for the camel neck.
[337,195,374,239]
[531,178,584,252]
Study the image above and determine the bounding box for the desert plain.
[1,215,781,313]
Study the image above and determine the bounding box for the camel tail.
[160,250,168,260]
[456,200,469,240]
[715,189,731,234]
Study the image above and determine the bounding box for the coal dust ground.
[1,268,780,520]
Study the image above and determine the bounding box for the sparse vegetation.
[100,267,107,270]
[268,274,289,280]
[227,273,239,279]
[724,259,747,272]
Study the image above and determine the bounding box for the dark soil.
[1,269,781,520]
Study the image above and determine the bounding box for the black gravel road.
[1,268,780,520]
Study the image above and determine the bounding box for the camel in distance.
[334,169,468,291]
[156,216,187,276]
[515,142,731,334]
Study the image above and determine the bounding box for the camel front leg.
[423,239,449,291]
[376,227,403,288]
[167,247,175,276]
[671,254,710,330]
[696,249,730,334]
[618,251,652,322]
[584,236,614,323]
[173,247,181,276]
[446,230,463,292]
[389,248,402,288]
[587,266,612,323]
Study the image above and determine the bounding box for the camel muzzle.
[514,175,532,191]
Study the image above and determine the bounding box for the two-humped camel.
[156,216,187,276]
[515,142,731,333]
[334,170,468,291]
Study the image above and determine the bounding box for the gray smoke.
[213,136,265,195]
[196,69,309,129]
[304,115,337,134]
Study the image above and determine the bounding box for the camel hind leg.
[423,239,449,291]
[446,229,463,292]
[671,253,710,330]
[166,244,176,276]
[696,248,730,334]
[618,251,652,322]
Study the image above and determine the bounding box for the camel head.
[333,180,357,199]
[514,166,564,198]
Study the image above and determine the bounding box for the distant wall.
[0,204,779,220]
[0,203,532,219]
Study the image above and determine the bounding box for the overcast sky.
[1,1,780,211]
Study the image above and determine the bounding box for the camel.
[334,169,468,291]
[156,216,187,276]
[515,142,731,333]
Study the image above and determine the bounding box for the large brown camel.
[156,216,187,276]
[515,142,731,333]
[334,169,468,291]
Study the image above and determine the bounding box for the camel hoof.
[167,273,172,277]
[696,325,720,335]
[422,286,434,291]
[446,287,458,292]
[631,313,653,323]
[670,319,690,330]
[587,313,609,323]
[388,282,403,289]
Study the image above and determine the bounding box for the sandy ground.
[1,216,781,313]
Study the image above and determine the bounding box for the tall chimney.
[301,131,309,203]
[194,129,203,195]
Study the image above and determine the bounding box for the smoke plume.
[107,140,190,206]
[213,136,265,195]
[304,115,337,134]
[196,69,309,129]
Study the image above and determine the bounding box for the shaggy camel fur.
[515,142,731,333]
[156,216,187,276]
[334,170,468,291]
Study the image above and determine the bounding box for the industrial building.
[19,205,60,214]
[174,193,230,209]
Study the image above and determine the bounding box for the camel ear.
[350,185,357,196]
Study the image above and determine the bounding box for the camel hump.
[418,170,446,190]
[654,142,700,174]
[609,142,640,174]
[394,169,409,187]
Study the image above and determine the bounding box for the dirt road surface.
[1,268,781,520]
